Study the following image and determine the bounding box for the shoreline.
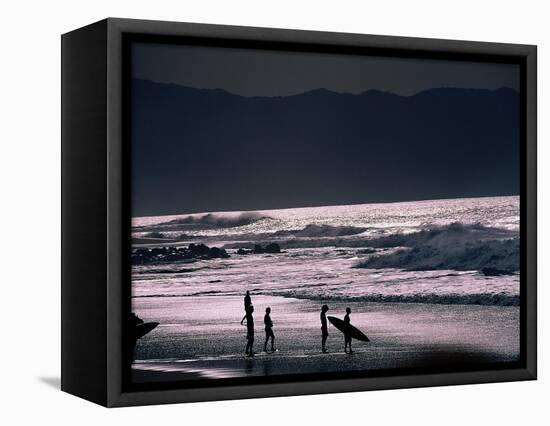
[132,295,520,383]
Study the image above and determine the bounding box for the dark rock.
[144,232,165,239]
[209,247,229,258]
[189,243,210,256]
[264,243,281,253]
[237,248,253,255]
[253,244,264,254]
[131,243,230,264]
[481,267,511,276]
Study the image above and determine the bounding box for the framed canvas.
[61,18,537,407]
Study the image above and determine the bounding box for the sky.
[132,42,520,97]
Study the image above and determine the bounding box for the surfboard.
[327,316,369,342]
[135,322,159,339]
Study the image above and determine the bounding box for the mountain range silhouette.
[131,79,519,217]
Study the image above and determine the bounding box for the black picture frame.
[61,18,537,407]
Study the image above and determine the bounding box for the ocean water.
[131,196,520,307]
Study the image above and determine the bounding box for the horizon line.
[131,194,519,221]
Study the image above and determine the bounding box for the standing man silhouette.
[320,305,329,353]
[241,305,255,356]
[344,307,353,354]
[264,307,276,352]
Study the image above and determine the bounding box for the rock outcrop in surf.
[132,243,229,265]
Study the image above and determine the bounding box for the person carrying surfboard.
[241,305,255,356]
[344,307,353,354]
[327,312,369,350]
[320,305,329,353]
[263,307,276,352]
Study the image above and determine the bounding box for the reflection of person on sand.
[320,305,329,353]
[264,307,276,352]
[344,307,353,354]
[244,290,251,311]
[241,305,255,356]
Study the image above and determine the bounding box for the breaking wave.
[271,291,520,306]
[134,267,199,274]
[134,212,271,234]
[271,224,367,238]
[133,290,227,298]
[221,222,517,253]
[166,212,268,228]
[356,223,519,274]
[132,290,519,306]
[366,222,514,248]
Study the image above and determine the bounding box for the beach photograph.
[128,42,521,385]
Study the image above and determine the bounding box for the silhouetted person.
[344,307,353,354]
[125,312,144,365]
[264,307,276,352]
[244,290,251,311]
[320,305,329,353]
[241,305,255,356]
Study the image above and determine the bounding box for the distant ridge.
[131,79,520,216]
[136,79,518,99]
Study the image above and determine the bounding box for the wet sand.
[131,295,520,383]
